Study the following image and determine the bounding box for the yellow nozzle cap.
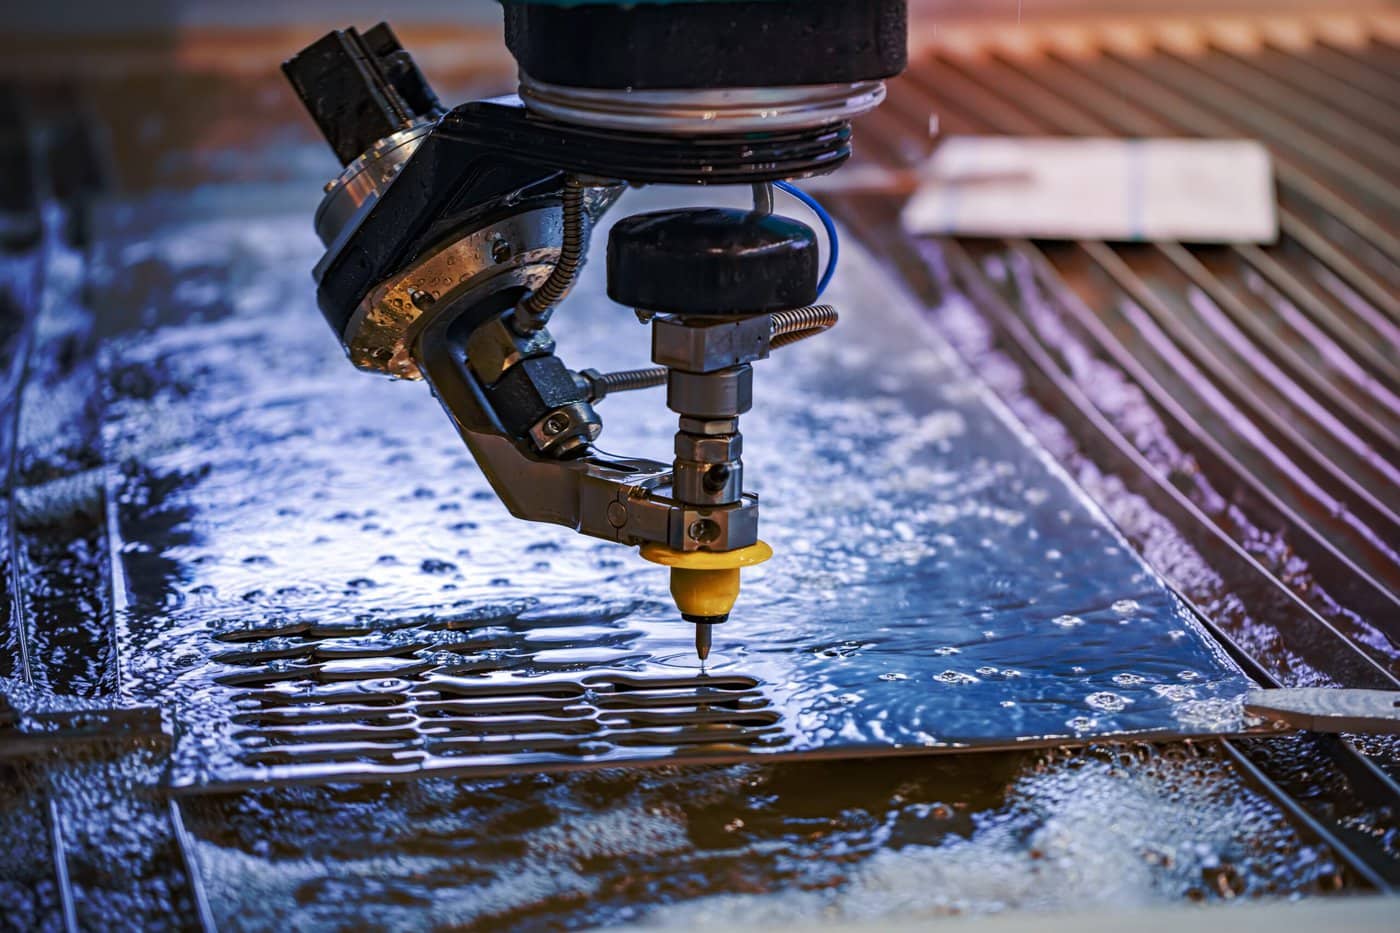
[639,541,773,621]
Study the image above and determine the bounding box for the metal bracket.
[413,285,760,551]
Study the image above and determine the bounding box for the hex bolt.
[677,417,738,436]
[667,366,753,418]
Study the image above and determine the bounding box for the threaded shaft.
[599,366,668,395]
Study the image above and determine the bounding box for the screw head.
[607,501,628,528]
[543,412,571,436]
[687,518,720,543]
[490,235,513,264]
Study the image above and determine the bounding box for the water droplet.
[420,558,457,575]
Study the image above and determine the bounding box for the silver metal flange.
[517,73,887,135]
[314,119,436,248]
[341,207,564,378]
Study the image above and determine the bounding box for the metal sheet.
[94,186,1253,790]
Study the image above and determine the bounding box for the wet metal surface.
[95,183,1250,790]
[177,743,1352,929]
[3,12,1398,927]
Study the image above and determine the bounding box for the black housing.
[503,0,908,90]
[282,23,443,165]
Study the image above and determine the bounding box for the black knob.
[607,207,818,316]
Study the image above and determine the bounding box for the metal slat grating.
[843,15,1399,694]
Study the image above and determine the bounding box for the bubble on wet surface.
[1086,692,1134,713]
[1173,697,1247,732]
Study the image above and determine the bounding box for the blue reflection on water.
[95,185,1248,788]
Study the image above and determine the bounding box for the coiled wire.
[515,175,587,331]
[769,303,838,350]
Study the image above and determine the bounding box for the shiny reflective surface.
[177,743,1348,929]
[96,185,1250,790]
[2,21,1392,925]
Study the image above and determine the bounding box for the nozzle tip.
[686,614,726,663]
[695,623,712,662]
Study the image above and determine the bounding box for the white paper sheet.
[901,136,1277,244]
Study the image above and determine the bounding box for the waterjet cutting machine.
[283,1,907,660]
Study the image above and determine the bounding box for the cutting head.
[282,2,903,663]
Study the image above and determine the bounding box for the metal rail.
[46,797,79,933]
[1,93,216,930]
[168,799,217,932]
[3,319,36,687]
[1014,239,1400,656]
[1217,739,1394,892]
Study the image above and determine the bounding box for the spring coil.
[516,175,587,330]
[769,304,838,349]
[588,304,839,398]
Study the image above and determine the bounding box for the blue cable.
[774,180,839,298]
